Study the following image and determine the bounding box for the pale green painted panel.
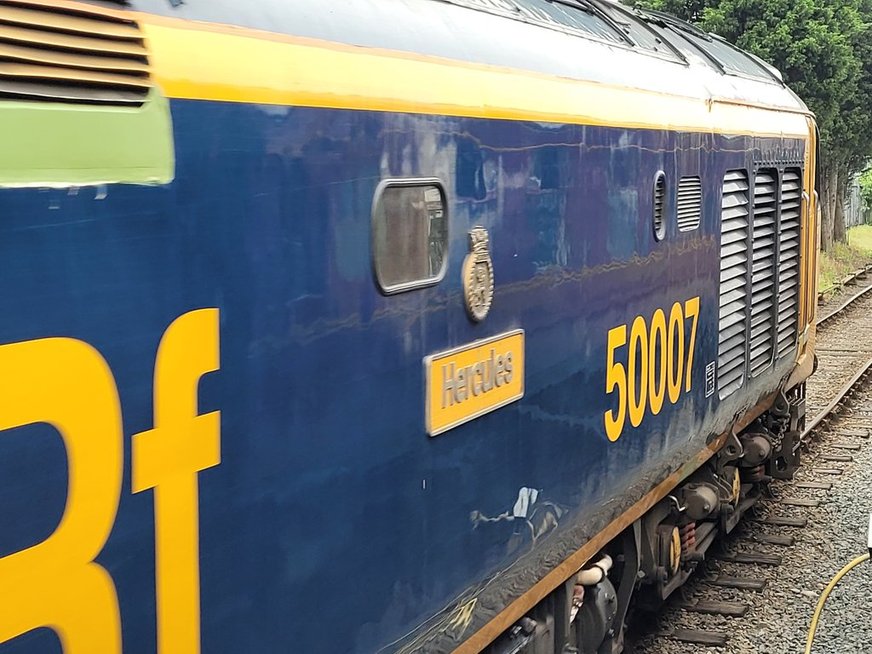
[0,88,174,186]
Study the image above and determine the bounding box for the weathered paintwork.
[0,1,814,653]
[0,99,804,652]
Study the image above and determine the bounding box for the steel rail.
[817,263,872,322]
[817,273,872,327]
[802,354,872,440]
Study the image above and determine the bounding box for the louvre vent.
[676,176,702,231]
[653,172,666,240]
[749,169,778,376]
[777,169,802,358]
[0,0,150,106]
[717,170,750,399]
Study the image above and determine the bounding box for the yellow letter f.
[132,309,221,654]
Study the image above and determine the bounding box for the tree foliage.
[623,0,872,250]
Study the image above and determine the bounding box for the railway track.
[628,275,872,654]
[808,270,872,424]
[816,263,872,308]
[816,264,872,328]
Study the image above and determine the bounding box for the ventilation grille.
[749,169,777,376]
[0,0,150,106]
[717,170,749,398]
[653,173,666,239]
[777,169,802,358]
[677,176,702,231]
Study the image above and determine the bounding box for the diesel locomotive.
[0,1,818,653]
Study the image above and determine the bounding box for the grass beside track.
[819,224,872,293]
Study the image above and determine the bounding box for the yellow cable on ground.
[804,552,870,654]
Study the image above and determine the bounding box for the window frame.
[371,177,450,295]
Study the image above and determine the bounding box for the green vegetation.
[622,0,872,252]
[819,225,872,292]
[849,223,872,251]
[860,167,872,209]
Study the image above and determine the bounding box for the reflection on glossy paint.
[471,487,566,556]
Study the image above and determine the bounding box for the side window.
[372,180,448,294]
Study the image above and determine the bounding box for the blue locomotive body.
[0,1,817,653]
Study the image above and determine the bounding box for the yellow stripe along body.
[133,13,811,139]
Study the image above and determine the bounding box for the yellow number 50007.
[604,297,699,442]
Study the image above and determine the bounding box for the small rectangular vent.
[653,173,665,238]
[749,169,778,376]
[777,168,802,358]
[717,170,750,399]
[677,176,702,231]
[0,0,150,106]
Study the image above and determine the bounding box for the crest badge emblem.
[462,226,494,322]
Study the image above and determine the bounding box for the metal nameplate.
[424,330,524,436]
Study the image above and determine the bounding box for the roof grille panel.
[748,169,777,376]
[777,168,802,358]
[0,0,150,106]
[717,170,749,399]
[677,176,702,231]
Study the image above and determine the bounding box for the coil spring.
[680,522,696,558]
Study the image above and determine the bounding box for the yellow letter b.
[0,338,123,653]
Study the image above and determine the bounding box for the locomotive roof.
[133,0,809,118]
